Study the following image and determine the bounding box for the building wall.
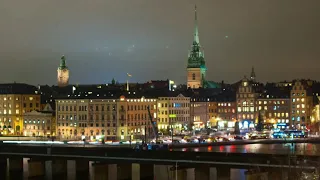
[23,111,53,136]
[217,102,236,129]
[56,99,88,139]
[157,94,190,133]
[187,68,202,89]
[57,68,69,87]
[0,94,41,135]
[56,97,158,141]
[290,81,313,129]
[256,98,290,129]
[125,97,157,140]
[208,102,218,127]
[190,101,208,129]
[236,78,258,129]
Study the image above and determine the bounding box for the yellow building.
[208,102,218,127]
[157,94,190,134]
[236,77,259,129]
[56,96,158,141]
[0,89,40,135]
[290,80,314,129]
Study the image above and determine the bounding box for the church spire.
[250,66,256,81]
[193,5,200,44]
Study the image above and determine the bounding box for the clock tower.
[57,55,69,87]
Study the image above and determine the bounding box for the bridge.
[0,143,319,180]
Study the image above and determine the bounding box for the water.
[5,143,317,180]
[1,158,247,180]
[176,143,318,155]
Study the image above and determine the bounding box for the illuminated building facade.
[290,80,314,129]
[256,98,290,129]
[56,99,85,139]
[56,96,157,141]
[125,96,157,140]
[23,110,54,137]
[236,77,259,129]
[217,102,236,130]
[0,84,40,135]
[157,94,190,134]
[190,100,209,130]
[208,102,218,128]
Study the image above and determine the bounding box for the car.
[234,135,244,140]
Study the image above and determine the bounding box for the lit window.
[29,97,33,101]
[301,98,305,102]
[192,73,196,80]
[15,110,19,114]
[301,104,305,108]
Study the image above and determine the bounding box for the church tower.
[250,66,256,82]
[57,55,69,87]
[187,5,207,89]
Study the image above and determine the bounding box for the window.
[192,73,195,80]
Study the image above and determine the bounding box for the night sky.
[0,0,319,85]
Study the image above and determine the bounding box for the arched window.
[192,73,196,80]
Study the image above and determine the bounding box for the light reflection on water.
[180,143,319,155]
[10,143,318,180]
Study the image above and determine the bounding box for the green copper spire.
[59,55,67,69]
[187,5,205,69]
[194,5,199,44]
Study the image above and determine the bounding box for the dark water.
[0,158,247,180]
[176,143,318,155]
[4,143,315,180]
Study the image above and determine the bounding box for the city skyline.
[0,0,319,85]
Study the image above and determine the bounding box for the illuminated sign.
[169,114,176,118]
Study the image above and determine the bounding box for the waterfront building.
[157,94,190,134]
[0,83,40,135]
[256,83,290,130]
[236,77,260,129]
[290,80,314,129]
[190,99,209,130]
[23,103,55,137]
[208,101,218,128]
[217,101,237,130]
[56,95,158,141]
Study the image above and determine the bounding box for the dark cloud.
[0,0,319,85]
